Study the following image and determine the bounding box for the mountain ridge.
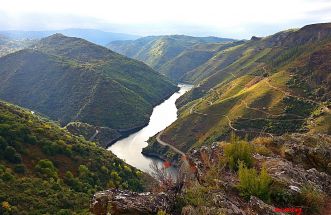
[107,35,237,81]
[0,34,178,133]
[148,22,331,154]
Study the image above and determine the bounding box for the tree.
[35,159,58,179]
[4,146,22,163]
[0,136,7,150]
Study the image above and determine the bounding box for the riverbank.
[108,84,193,173]
[142,134,182,166]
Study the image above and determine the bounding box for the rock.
[181,205,235,215]
[274,133,331,174]
[90,189,175,215]
[181,205,198,215]
[249,196,283,215]
[212,193,246,215]
[255,155,331,193]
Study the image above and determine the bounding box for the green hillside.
[0,100,147,214]
[107,35,236,81]
[158,23,331,152]
[0,34,178,132]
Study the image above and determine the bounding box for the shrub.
[299,184,326,213]
[0,136,7,150]
[25,134,37,145]
[224,134,254,170]
[14,164,26,174]
[64,171,84,192]
[237,162,272,201]
[35,159,58,179]
[157,210,169,215]
[42,140,64,156]
[3,146,22,163]
[270,182,296,207]
[183,183,210,206]
[254,145,272,156]
[2,171,14,181]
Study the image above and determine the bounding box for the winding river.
[108,84,192,174]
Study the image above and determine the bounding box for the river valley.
[108,84,192,174]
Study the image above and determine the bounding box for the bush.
[3,146,22,163]
[237,162,272,201]
[254,145,272,156]
[35,159,58,179]
[14,164,26,174]
[157,210,169,215]
[0,136,7,150]
[42,140,64,156]
[299,185,326,213]
[224,134,254,170]
[183,183,210,206]
[64,171,83,192]
[2,171,14,181]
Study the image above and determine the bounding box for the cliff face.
[91,133,331,215]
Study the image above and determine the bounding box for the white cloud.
[0,0,330,38]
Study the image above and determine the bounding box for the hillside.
[0,100,148,214]
[107,35,236,81]
[0,34,178,139]
[150,23,331,154]
[0,29,140,46]
[0,34,35,57]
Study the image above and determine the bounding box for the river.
[108,84,192,174]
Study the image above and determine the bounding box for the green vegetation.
[182,183,210,207]
[160,23,331,153]
[65,122,121,148]
[0,34,178,131]
[237,162,272,201]
[299,184,326,214]
[108,35,236,82]
[0,101,147,213]
[224,134,254,170]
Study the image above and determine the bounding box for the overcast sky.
[0,0,331,39]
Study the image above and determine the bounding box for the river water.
[108,84,192,174]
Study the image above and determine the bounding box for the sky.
[0,0,331,39]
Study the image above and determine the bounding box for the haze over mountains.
[0,28,140,46]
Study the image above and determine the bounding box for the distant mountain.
[0,34,35,57]
[0,34,178,133]
[154,23,331,152]
[0,29,140,46]
[107,35,237,81]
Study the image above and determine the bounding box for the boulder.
[90,189,175,215]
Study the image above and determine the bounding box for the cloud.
[0,0,330,38]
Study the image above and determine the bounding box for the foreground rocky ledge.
[91,133,331,215]
[91,189,175,215]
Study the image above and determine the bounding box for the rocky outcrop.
[90,133,331,215]
[254,153,331,194]
[271,133,331,174]
[90,189,175,215]
[249,196,283,215]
